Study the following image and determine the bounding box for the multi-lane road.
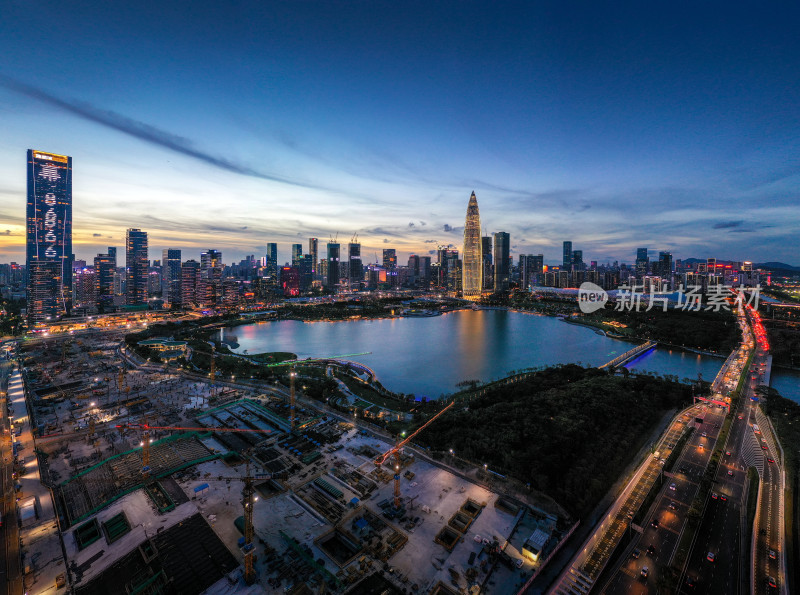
[587,305,787,595]
[0,357,23,595]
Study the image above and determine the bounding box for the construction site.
[11,331,571,594]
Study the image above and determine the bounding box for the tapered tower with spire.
[462,191,483,299]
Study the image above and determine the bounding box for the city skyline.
[2,2,800,265]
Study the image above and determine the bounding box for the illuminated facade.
[26,149,73,324]
[462,191,482,299]
[126,229,149,305]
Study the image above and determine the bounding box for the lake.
[223,310,724,397]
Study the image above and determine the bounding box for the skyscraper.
[291,244,303,267]
[26,149,73,323]
[161,249,182,306]
[265,243,278,279]
[348,241,362,290]
[562,241,573,270]
[94,251,116,312]
[309,238,318,280]
[636,248,649,276]
[482,236,493,290]
[383,249,397,287]
[462,191,482,299]
[125,229,148,306]
[493,232,510,291]
[327,242,340,288]
[181,260,201,307]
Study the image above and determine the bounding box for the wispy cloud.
[0,75,328,192]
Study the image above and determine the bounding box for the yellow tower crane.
[375,401,455,509]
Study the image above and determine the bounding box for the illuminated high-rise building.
[94,252,116,311]
[265,243,278,279]
[309,238,319,279]
[26,149,73,324]
[462,191,482,299]
[126,229,148,305]
[291,244,303,267]
[327,242,340,288]
[493,232,510,291]
[161,249,182,305]
[348,241,362,290]
[562,241,573,270]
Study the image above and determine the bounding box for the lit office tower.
[125,229,148,305]
[572,250,583,271]
[562,241,573,270]
[482,236,493,290]
[309,238,319,279]
[94,251,116,311]
[200,249,222,271]
[462,191,483,299]
[658,251,673,278]
[636,248,649,276]
[161,249,182,306]
[265,243,278,279]
[291,244,303,267]
[327,242,340,288]
[348,241,362,290]
[26,149,73,324]
[493,232,510,291]
[383,249,397,287]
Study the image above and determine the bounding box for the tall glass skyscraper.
[494,231,510,291]
[327,243,340,288]
[26,149,73,324]
[462,191,482,299]
[562,241,573,269]
[161,249,182,305]
[126,229,149,305]
[265,243,278,279]
[309,238,318,279]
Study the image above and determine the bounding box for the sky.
[1,1,799,267]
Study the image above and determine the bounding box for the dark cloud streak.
[0,75,326,192]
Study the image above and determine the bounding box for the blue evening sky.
[1,1,799,266]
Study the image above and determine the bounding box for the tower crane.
[375,401,455,509]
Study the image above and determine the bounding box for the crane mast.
[376,401,455,509]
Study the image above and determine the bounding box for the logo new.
[578,282,608,313]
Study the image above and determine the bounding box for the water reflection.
[227,310,723,398]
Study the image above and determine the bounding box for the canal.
[224,309,725,398]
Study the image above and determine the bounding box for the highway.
[600,404,728,595]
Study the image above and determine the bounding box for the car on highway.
[707,551,715,562]
[768,576,777,589]
[646,544,656,556]
[669,482,676,491]
[727,470,734,476]
[631,548,641,559]
[720,495,727,502]
[725,450,731,456]
[768,458,775,464]
[685,575,697,589]
[711,492,718,499]
[515,558,524,569]
[762,444,768,450]
[769,550,776,560]
[651,518,659,528]
[738,414,744,419]
[669,501,677,510]
[640,566,649,579]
